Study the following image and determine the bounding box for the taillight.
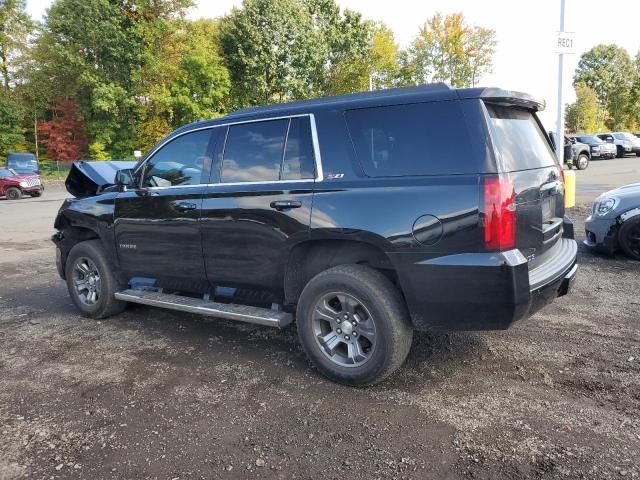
[558,165,565,183]
[483,174,516,251]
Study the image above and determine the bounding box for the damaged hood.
[66,161,137,197]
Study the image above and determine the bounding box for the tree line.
[0,0,497,162]
[566,44,640,134]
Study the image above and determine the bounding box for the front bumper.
[391,235,578,331]
[584,214,617,255]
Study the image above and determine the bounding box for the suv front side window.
[142,129,213,188]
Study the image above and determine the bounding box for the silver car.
[585,183,640,260]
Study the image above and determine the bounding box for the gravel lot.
[1,174,639,479]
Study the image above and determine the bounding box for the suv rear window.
[485,105,557,172]
[345,101,475,177]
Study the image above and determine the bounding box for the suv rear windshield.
[345,101,475,177]
[485,105,557,172]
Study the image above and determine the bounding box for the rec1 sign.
[555,31,575,54]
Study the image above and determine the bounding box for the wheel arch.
[283,238,400,306]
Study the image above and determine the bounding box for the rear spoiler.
[459,88,545,112]
[65,160,137,198]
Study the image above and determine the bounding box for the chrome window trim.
[134,113,324,189]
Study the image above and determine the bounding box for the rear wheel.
[6,187,22,200]
[65,240,127,319]
[576,154,589,170]
[296,264,413,386]
[618,218,640,261]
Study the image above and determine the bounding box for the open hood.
[66,161,137,198]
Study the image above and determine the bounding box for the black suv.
[53,84,578,385]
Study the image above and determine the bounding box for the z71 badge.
[326,173,344,180]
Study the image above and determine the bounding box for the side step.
[114,289,293,328]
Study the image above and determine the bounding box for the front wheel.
[576,154,589,170]
[65,240,127,319]
[5,187,22,200]
[618,218,640,261]
[30,191,42,197]
[296,264,413,386]
[616,146,624,158]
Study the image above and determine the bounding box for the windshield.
[577,136,603,144]
[612,133,635,141]
[7,156,38,172]
[0,167,17,177]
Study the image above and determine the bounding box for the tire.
[616,145,624,158]
[296,264,413,386]
[618,218,640,261]
[30,191,42,197]
[6,187,22,200]
[65,240,127,319]
[576,153,589,170]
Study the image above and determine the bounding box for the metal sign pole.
[555,0,566,163]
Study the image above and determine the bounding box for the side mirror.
[114,168,135,190]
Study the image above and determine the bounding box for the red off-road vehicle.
[0,167,44,200]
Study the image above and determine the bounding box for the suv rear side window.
[485,105,557,172]
[282,117,315,180]
[345,101,475,177]
[221,119,288,183]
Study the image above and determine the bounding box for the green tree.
[33,0,193,158]
[574,44,635,130]
[403,12,496,88]
[565,82,605,133]
[328,23,399,94]
[0,0,33,89]
[0,93,24,156]
[221,0,319,106]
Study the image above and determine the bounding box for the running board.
[114,289,293,328]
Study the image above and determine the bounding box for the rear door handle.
[270,200,302,211]
[172,201,198,212]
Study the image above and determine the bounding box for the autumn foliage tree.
[38,99,87,162]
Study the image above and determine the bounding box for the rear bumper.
[391,236,578,331]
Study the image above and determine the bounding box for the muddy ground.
[1,196,639,479]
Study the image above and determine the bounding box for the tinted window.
[282,117,315,180]
[345,101,475,177]
[486,105,557,171]
[221,119,288,183]
[0,168,16,177]
[142,130,213,187]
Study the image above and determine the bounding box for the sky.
[25,0,640,129]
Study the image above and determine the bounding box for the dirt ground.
[1,190,639,479]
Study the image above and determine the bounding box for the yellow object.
[564,169,576,209]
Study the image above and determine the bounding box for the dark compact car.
[6,152,40,174]
[0,167,44,199]
[585,183,640,260]
[570,135,617,161]
[52,84,578,385]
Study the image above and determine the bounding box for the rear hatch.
[484,104,565,268]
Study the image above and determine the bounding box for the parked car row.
[594,132,640,158]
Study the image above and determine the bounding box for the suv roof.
[174,84,545,136]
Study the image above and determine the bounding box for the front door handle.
[172,201,198,212]
[270,200,302,211]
